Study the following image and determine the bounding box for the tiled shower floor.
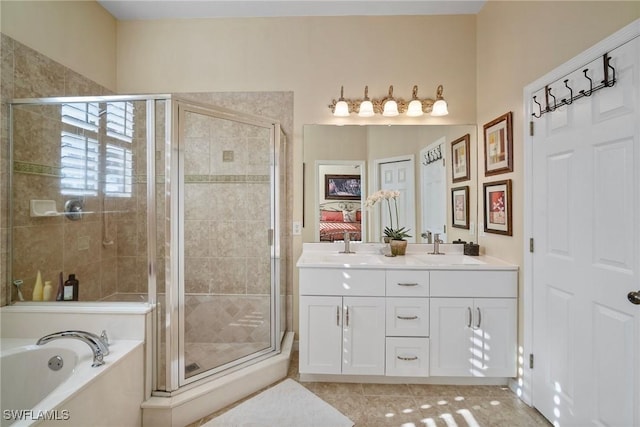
[184,341,271,377]
[187,351,552,427]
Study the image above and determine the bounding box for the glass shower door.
[177,102,278,384]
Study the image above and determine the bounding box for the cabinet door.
[299,296,342,374]
[475,298,517,377]
[343,297,385,375]
[429,297,474,376]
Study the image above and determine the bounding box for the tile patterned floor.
[188,351,552,427]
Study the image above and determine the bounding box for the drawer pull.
[397,355,419,361]
[467,307,472,328]
[397,282,419,287]
[476,307,482,329]
[397,315,419,320]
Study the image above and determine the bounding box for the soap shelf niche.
[30,200,61,217]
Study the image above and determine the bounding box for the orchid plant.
[364,190,412,241]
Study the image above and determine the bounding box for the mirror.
[303,124,478,244]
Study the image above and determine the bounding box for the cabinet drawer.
[386,298,429,337]
[386,270,429,297]
[385,337,429,377]
[430,270,517,298]
[299,268,385,296]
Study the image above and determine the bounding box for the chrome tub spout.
[36,330,110,367]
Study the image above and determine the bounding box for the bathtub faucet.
[36,330,110,367]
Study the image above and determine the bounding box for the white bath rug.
[203,378,354,427]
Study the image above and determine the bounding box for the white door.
[342,297,386,375]
[531,36,640,426]
[378,157,416,242]
[299,295,342,375]
[420,139,447,242]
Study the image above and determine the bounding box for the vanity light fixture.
[333,86,350,117]
[329,84,448,117]
[358,86,375,117]
[431,84,449,116]
[382,85,399,117]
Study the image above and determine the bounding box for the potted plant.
[365,190,412,255]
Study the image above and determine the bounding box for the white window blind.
[60,131,99,196]
[105,144,133,197]
[60,102,134,198]
[106,102,134,143]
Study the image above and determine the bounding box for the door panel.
[379,159,416,242]
[343,297,385,375]
[531,36,640,426]
[299,296,342,374]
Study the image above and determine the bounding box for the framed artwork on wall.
[483,112,513,176]
[451,186,469,229]
[325,174,361,200]
[483,179,512,235]
[451,134,471,183]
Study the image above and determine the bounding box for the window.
[60,102,134,198]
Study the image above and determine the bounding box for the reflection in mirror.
[303,125,477,244]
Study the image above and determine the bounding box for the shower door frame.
[167,98,282,390]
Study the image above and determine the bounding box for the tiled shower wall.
[0,34,116,305]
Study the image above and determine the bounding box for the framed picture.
[451,186,469,229]
[451,134,471,183]
[483,112,513,176]
[483,179,512,236]
[325,174,361,200]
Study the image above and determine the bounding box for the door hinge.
[529,121,534,136]
[529,238,534,253]
[529,353,534,369]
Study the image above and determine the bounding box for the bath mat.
[202,378,354,427]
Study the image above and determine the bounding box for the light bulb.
[358,100,374,117]
[382,100,398,116]
[334,100,350,116]
[431,99,448,116]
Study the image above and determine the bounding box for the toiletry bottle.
[56,272,64,301]
[32,270,44,301]
[43,280,53,301]
[63,274,79,301]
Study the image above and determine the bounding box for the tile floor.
[188,351,551,427]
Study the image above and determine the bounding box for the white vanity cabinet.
[429,270,517,377]
[299,269,386,375]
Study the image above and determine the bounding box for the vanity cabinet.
[429,270,517,377]
[299,269,386,375]
[384,270,430,377]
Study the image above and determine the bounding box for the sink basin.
[299,253,384,266]
[411,254,486,266]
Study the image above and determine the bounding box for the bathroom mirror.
[303,124,478,244]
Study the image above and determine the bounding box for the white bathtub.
[0,338,143,427]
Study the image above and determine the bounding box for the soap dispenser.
[32,270,44,301]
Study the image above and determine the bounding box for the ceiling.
[97,0,486,20]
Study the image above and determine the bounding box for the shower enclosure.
[7,94,287,392]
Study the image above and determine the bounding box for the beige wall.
[476,1,639,348]
[0,0,117,91]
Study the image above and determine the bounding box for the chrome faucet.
[36,330,110,367]
[421,230,433,244]
[429,233,445,255]
[340,231,356,254]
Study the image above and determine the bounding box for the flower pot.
[390,239,408,256]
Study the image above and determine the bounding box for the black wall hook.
[562,79,573,105]
[547,87,557,111]
[532,95,543,118]
[580,69,593,97]
[604,54,616,87]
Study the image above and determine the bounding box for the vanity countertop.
[296,243,518,271]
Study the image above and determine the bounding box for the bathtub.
[1,338,143,427]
